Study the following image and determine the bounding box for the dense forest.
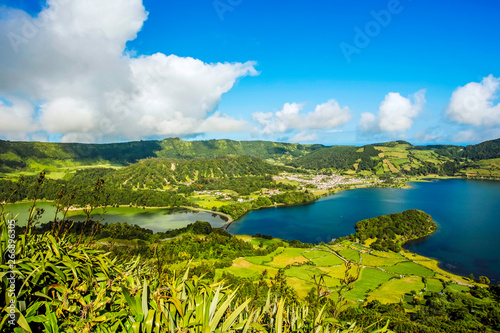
[106,155,286,190]
[217,191,317,219]
[463,138,500,161]
[0,173,189,208]
[342,209,438,252]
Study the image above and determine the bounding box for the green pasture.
[285,266,321,281]
[268,248,309,268]
[302,249,333,259]
[311,253,344,267]
[383,261,435,277]
[346,268,396,301]
[425,278,444,293]
[445,283,470,293]
[360,253,404,267]
[338,248,360,263]
[367,277,425,304]
[248,238,283,248]
[245,248,283,265]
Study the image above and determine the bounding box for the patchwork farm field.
[216,237,473,305]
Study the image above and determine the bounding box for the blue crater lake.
[228,179,500,282]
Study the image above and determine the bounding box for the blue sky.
[0,0,499,145]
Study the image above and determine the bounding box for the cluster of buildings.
[273,173,378,190]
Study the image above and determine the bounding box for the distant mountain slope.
[1,137,500,178]
[0,139,163,171]
[286,146,359,170]
[288,141,462,176]
[156,138,323,160]
[106,155,283,189]
[0,138,322,172]
[463,138,500,161]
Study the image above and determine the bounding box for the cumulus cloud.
[291,131,318,142]
[0,98,38,140]
[358,90,426,135]
[446,75,500,126]
[451,128,500,144]
[252,100,352,136]
[413,127,445,143]
[0,0,257,142]
[452,129,479,143]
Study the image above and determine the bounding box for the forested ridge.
[2,137,500,178]
[287,145,381,171]
[106,155,286,190]
[0,138,322,172]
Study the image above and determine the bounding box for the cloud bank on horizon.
[0,0,499,145]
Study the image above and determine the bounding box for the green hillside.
[2,137,500,180]
[107,155,284,190]
[0,138,322,173]
[463,138,500,161]
[288,140,500,178]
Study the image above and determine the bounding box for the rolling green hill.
[106,155,284,190]
[288,140,500,178]
[0,138,322,174]
[1,137,500,179]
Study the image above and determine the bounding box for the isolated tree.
[478,276,491,285]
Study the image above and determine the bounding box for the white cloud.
[0,0,257,142]
[446,75,500,126]
[452,128,500,144]
[307,100,353,129]
[413,127,445,143]
[452,129,479,143]
[0,98,38,140]
[358,112,378,134]
[358,90,426,134]
[291,131,318,142]
[252,100,352,136]
[40,98,95,133]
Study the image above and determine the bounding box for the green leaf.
[144,309,156,333]
[276,298,284,333]
[121,286,140,316]
[142,279,149,316]
[222,298,251,331]
[209,289,238,332]
[17,311,33,333]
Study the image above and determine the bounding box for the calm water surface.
[228,179,500,282]
[6,204,226,232]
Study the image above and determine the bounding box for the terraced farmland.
[217,237,471,304]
